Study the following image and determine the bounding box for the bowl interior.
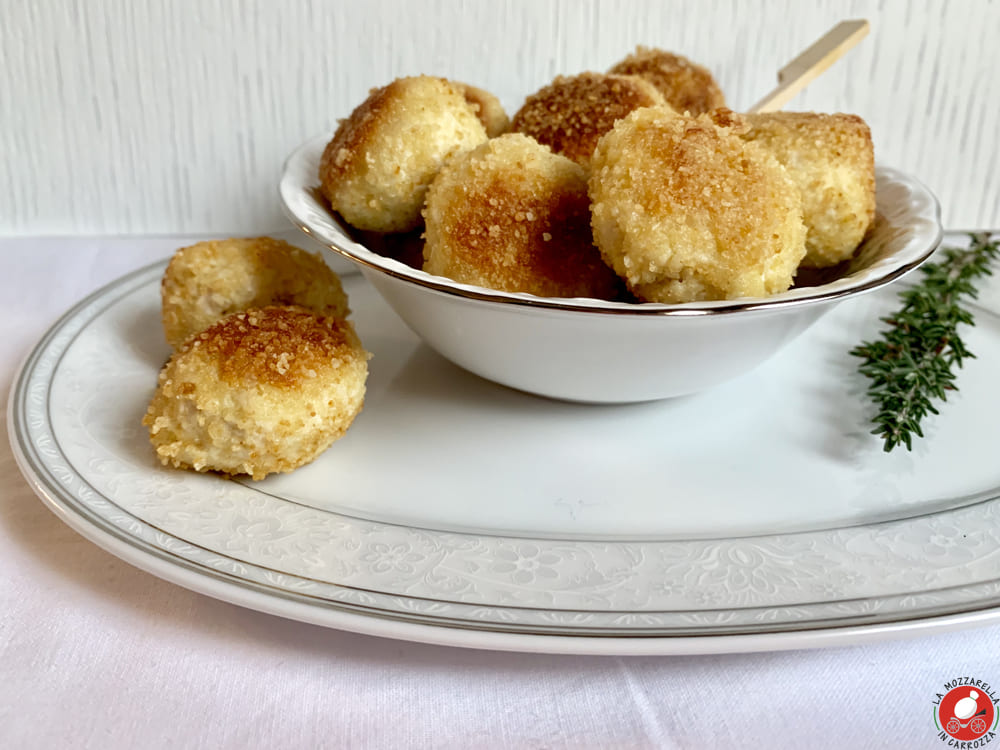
[280,133,943,314]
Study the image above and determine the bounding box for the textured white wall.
[2,0,998,235]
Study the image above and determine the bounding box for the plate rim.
[13,444,1000,656]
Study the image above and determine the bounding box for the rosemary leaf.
[850,232,999,452]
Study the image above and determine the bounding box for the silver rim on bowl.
[279,135,944,317]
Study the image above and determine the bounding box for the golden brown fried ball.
[608,46,726,116]
[161,237,350,349]
[319,76,488,232]
[740,112,876,268]
[143,306,369,480]
[454,82,510,137]
[510,72,667,167]
[423,133,621,299]
[589,107,806,303]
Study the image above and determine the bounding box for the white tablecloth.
[3,234,999,749]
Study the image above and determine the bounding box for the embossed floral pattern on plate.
[9,256,1000,652]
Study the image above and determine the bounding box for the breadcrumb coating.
[160,237,350,350]
[511,72,667,167]
[143,306,369,480]
[423,133,621,299]
[741,112,876,268]
[319,75,488,232]
[608,46,726,116]
[589,107,806,303]
[454,82,510,137]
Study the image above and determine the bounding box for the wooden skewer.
[748,19,870,113]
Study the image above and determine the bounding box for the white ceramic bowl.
[280,134,942,403]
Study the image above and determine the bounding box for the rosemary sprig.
[850,232,999,452]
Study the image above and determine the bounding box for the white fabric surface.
[2,234,999,749]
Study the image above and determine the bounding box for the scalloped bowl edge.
[279,134,943,402]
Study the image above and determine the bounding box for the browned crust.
[160,236,350,349]
[440,173,607,294]
[318,82,398,202]
[588,108,806,302]
[608,47,725,116]
[181,306,365,389]
[317,76,487,232]
[423,135,622,299]
[741,111,876,267]
[510,72,667,166]
[703,107,749,134]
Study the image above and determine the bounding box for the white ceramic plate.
[10,249,1000,655]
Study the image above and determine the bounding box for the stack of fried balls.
[318,47,875,305]
[144,237,369,480]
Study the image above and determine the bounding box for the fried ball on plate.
[740,112,876,268]
[423,133,621,300]
[143,306,369,480]
[589,107,806,303]
[608,46,726,116]
[510,72,667,167]
[160,236,350,349]
[319,75,488,232]
[453,82,510,137]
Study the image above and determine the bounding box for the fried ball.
[608,46,726,116]
[740,112,876,268]
[160,237,350,349]
[454,82,510,137]
[510,72,667,167]
[143,306,369,480]
[319,75,488,232]
[423,133,621,300]
[589,107,806,303]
